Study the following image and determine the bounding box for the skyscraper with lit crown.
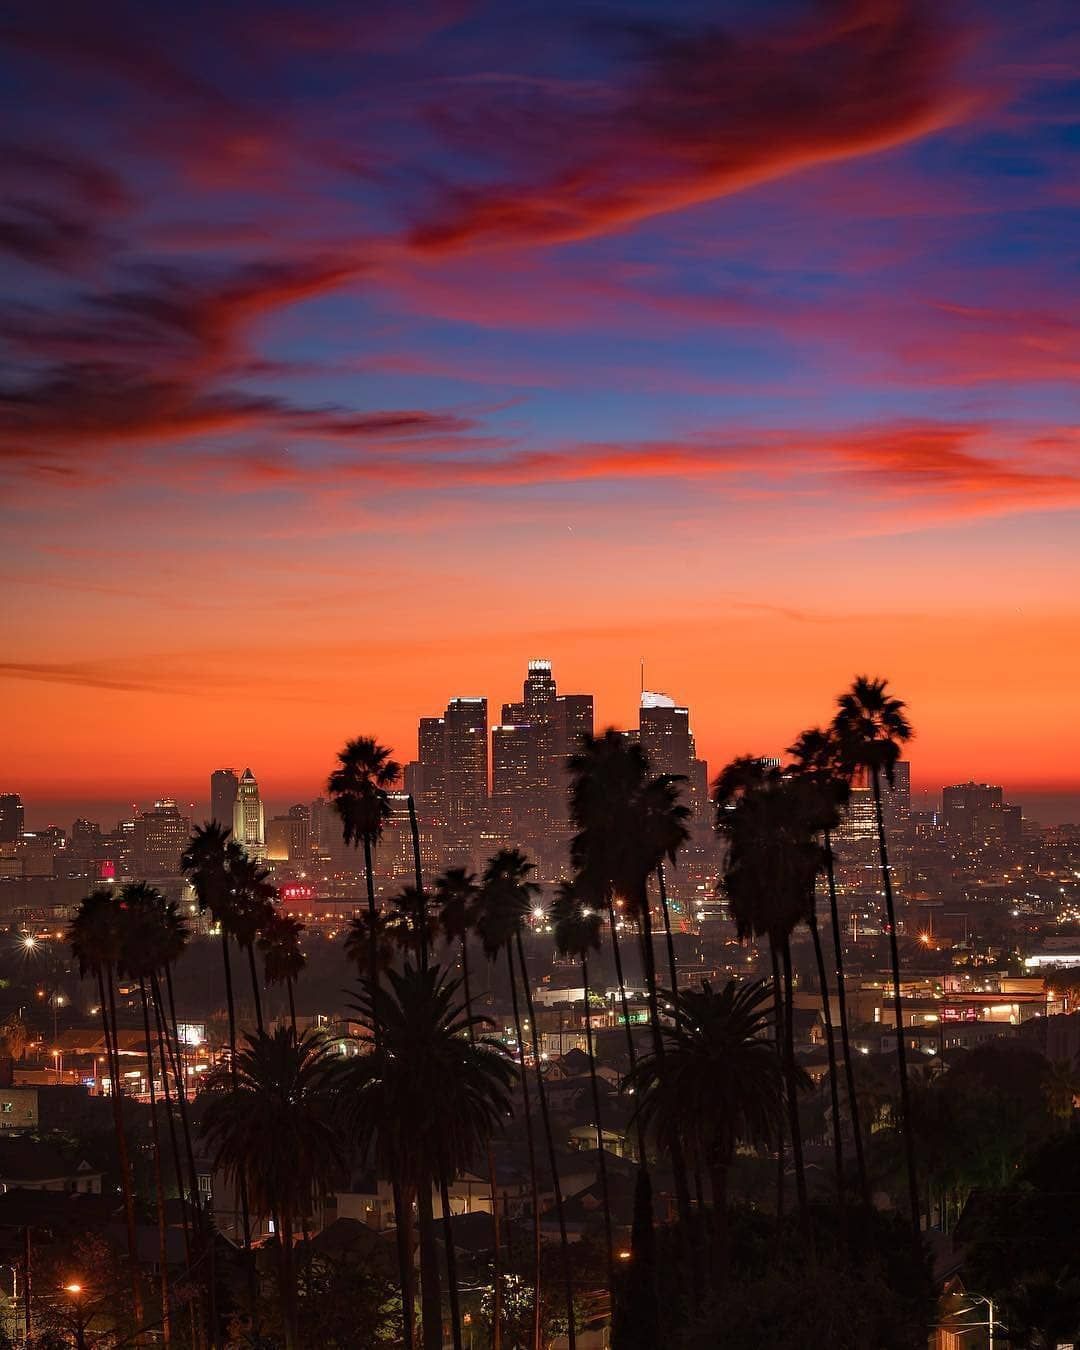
[232,768,265,856]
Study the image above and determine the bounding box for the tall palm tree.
[832,675,919,1237]
[327,737,401,995]
[787,727,870,1206]
[628,979,785,1277]
[550,881,615,1294]
[435,867,481,1018]
[116,882,174,1347]
[259,913,307,1035]
[343,909,403,981]
[67,890,144,1332]
[434,866,506,1348]
[224,846,276,1034]
[714,757,821,1232]
[202,1027,345,1350]
[476,848,578,1350]
[182,823,256,1282]
[341,965,514,1350]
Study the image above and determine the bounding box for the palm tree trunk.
[363,834,380,998]
[462,941,502,1350]
[606,906,637,1071]
[151,984,192,1269]
[439,1174,463,1350]
[823,831,870,1207]
[807,901,845,1209]
[100,967,145,1336]
[506,947,542,1350]
[220,937,255,1308]
[286,979,297,1037]
[245,943,264,1034]
[515,933,577,1350]
[779,938,810,1235]
[656,865,679,1001]
[138,977,172,1346]
[392,1182,416,1350]
[582,956,616,1297]
[636,896,693,1236]
[417,1183,442,1350]
[871,769,921,1241]
[279,1199,299,1350]
[406,795,429,973]
[768,945,786,1229]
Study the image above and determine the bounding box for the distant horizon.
[17,783,1080,833]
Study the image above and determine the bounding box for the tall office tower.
[942,782,1002,839]
[501,660,558,826]
[210,768,239,829]
[443,698,488,831]
[417,716,448,819]
[555,693,594,761]
[134,799,191,875]
[0,794,24,844]
[232,768,266,855]
[71,818,101,841]
[492,722,545,837]
[885,760,911,834]
[639,691,693,778]
[266,803,310,864]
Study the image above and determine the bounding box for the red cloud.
[411,0,969,252]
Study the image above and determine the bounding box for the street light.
[960,1293,998,1350]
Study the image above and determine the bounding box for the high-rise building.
[232,769,265,856]
[639,691,692,778]
[443,698,488,830]
[266,804,310,863]
[0,794,24,844]
[134,799,191,876]
[210,769,239,830]
[942,782,1020,843]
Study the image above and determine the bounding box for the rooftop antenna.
[640,657,645,696]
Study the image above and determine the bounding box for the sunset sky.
[2,0,1079,823]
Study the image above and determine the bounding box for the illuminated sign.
[280,884,315,902]
[941,1006,980,1023]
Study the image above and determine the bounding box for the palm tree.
[435,867,481,1017]
[67,890,144,1332]
[787,727,870,1207]
[628,979,785,1276]
[327,737,401,995]
[567,732,694,1333]
[435,866,506,1348]
[341,965,514,1350]
[476,848,578,1350]
[714,757,821,1231]
[116,882,174,1347]
[259,913,307,1035]
[224,845,277,1033]
[343,910,403,981]
[831,675,919,1237]
[202,1027,345,1350]
[550,881,615,1294]
[182,823,257,1281]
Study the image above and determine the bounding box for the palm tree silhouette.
[224,845,277,1033]
[343,909,403,981]
[202,1027,345,1350]
[67,889,144,1331]
[714,757,820,1232]
[259,912,307,1035]
[629,979,785,1276]
[181,822,257,1283]
[551,880,615,1295]
[477,847,578,1350]
[116,882,174,1346]
[342,964,514,1350]
[435,867,481,1018]
[787,726,870,1207]
[832,675,919,1238]
[434,865,507,1350]
[327,736,401,995]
